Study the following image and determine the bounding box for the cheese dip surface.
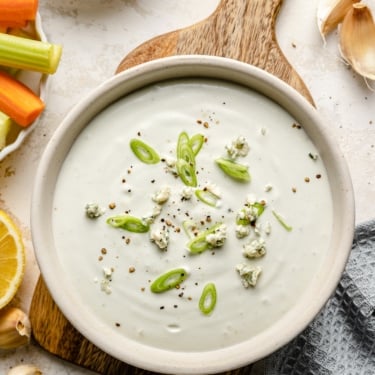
[52,78,333,352]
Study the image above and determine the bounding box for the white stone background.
[0,0,374,373]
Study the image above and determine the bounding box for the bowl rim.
[31,55,355,374]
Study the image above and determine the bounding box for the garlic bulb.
[317,0,359,37]
[339,3,375,81]
[0,307,31,349]
[7,364,42,375]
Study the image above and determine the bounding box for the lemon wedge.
[0,210,25,309]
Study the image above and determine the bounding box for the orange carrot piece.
[0,0,38,24]
[0,71,44,127]
[0,20,28,30]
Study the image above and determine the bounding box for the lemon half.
[0,210,25,309]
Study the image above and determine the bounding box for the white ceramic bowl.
[31,55,355,374]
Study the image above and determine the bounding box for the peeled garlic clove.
[0,307,31,349]
[339,3,375,80]
[317,0,360,37]
[7,364,42,375]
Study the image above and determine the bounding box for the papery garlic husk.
[0,307,31,349]
[339,3,375,81]
[7,364,42,375]
[317,0,360,37]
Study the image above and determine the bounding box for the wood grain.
[116,0,313,104]
[30,0,314,373]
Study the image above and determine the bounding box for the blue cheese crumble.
[150,226,170,250]
[143,205,163,225]
[243,238,266,258]
[236,264,262,288]
[99,266,113,294]
[152,186,171,204]
[206,223,227,248]
[235,224,251,238]
[225,136,250,159]
[264,183,273,192]
[163,156,177,175]
[85,202,105,219]
[236,199,263,224]
[181,186,194,200]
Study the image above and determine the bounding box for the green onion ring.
[176,158,197,187]
[150,268,189,293]
[199,282,217,315]
[130,138,160,164]
[189,133,205,156]
[106,215,150,233]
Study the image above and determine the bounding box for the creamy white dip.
[52,79,333,352]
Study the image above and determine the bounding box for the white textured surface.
[0,0,374,373]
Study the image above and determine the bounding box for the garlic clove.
[339,3,375,81]
[7,364,42,375]
[0,307,31,350]
[317,0,360,38]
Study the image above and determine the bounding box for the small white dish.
[31,55,355,374]
[0,13,50,161]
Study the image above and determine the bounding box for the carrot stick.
[0,20,28,30]
[0,71,44,127]
[0,0,38,24]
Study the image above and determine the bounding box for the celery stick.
[0,33,62,74]
[0,111,11,150]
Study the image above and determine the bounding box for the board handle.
[116,0,313,104]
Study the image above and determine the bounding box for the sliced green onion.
[0,33,62,74]
[106,215,150,233]
[176,158,197,187]
[187,234,210,254]
[130,138,160,164]
[150,268,188,293]
[215,158,250,182]
[195,189,220,207]
[253,202,265,216]
[272,210,293,232]
[189,134,205,156]
[187,223,222,254]
[175,131,200,186]
[178,142,196,167]
[0,111,11,150]
[176,131,189,158]
[199,282,217,315]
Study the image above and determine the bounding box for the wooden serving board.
[30,1,314,374]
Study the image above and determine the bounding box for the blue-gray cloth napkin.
[261,219,375,375]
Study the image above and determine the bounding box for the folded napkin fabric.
[263,219,375,375]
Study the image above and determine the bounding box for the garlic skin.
[0,307,31,350]
[7,364,42,375]
[317,0,359,37]
[339,3,375,80]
